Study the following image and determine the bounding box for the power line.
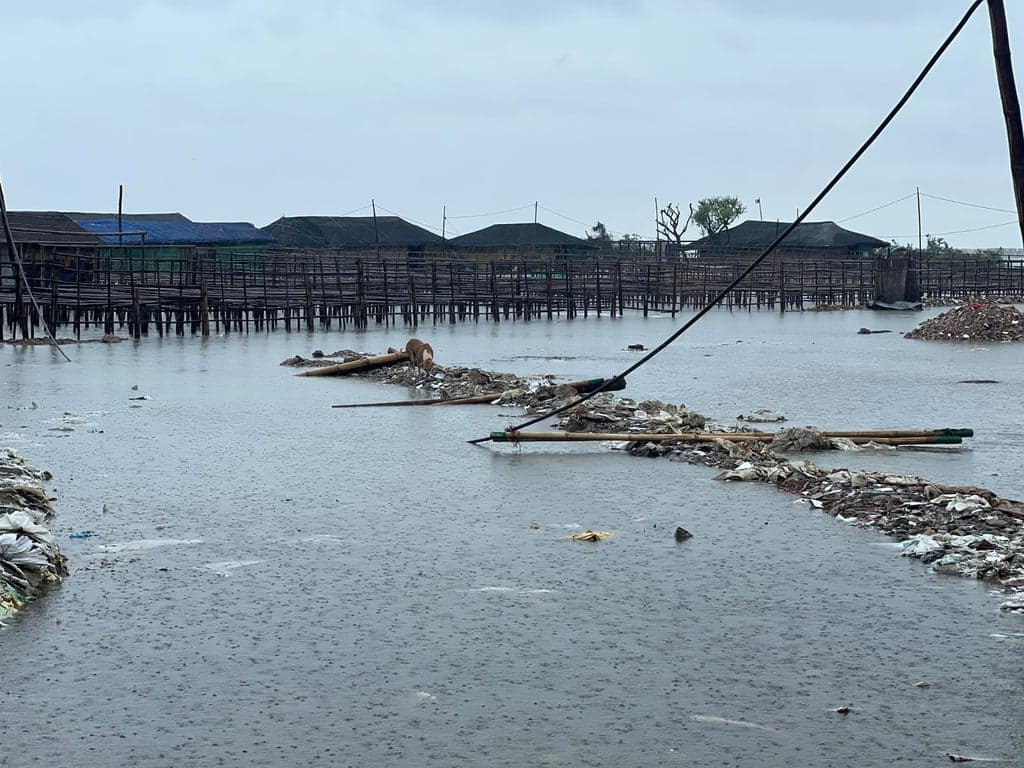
[373,203,445,235]
[919,192,1016,214]
[445,204,534,220]
[881,220,1017,238]
[837,192,916,223]
[471,0,985,444]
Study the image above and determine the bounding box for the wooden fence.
[1,247,1022,340]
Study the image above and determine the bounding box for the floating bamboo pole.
[489,431,966,446]
[330,376,628,408]
[332,392,501,408]
[296,351,410,377]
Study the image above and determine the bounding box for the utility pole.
[371,198,381,260]
[916,186,923,252]
[988,0,1024,247]
[441,205,446,258]
[654,197,660,245]
[756,198,763,220]
[117,184,124,249]
[534,201,538,224]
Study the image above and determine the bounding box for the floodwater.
[2,308,1023,768]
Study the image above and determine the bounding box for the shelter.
[262,216,442,254]
[689,220,888,258]
[448,222,595,257]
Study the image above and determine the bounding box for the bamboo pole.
[296,350,410,377]
[329,376,628,408]
[489,431,965,446]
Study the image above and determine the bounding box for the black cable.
[470,0,984,445]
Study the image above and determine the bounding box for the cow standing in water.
[405,338,435,372]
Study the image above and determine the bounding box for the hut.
[447,222,595,258]
[689,220,888,259]
[261,216,442,260]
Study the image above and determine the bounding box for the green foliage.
[924,235,1004,261]
[587,221,612,246]
[692,196,746,236]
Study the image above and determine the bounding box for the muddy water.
[2,309,1023,767]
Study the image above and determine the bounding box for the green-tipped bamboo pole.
[489,431,965,446]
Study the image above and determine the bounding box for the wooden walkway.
[1,248,1022,340]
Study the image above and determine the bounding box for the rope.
[0,178,73,362]
[469,0,984,445]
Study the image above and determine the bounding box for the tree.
[657,203,693,244]
[692,196,746,237]
[587,221,612,248]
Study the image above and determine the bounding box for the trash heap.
[558,397,1024,612]
[283,349,594,410]
[0,448,67,621]
[905,301,1024,342]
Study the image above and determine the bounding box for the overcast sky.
[3,0,1022,247]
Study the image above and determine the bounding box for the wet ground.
[2,308,1023,767]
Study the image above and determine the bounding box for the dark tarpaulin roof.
[690,220,888,250]
[72,216,273,245]
[262,216,442,248]
[70,212,189,223]
[448,222,594,248]
[6,211,104,245]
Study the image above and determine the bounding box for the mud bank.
[0,449,67,621]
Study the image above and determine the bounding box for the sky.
[2,0,1023,248]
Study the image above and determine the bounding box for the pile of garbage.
[0,448,67,621]
[283,349,597,411]
[557,397,1024,612]
[905,301,1024,342]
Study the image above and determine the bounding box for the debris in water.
[569,530,615,542]
[690,715,774,732]
[674,527,693,542]
[906,301,1024,342]
[737,408,787,423]
[95,538,203,553]
[0,448,67,621]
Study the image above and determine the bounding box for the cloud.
[379,0,645,24]
[715,0,967,24]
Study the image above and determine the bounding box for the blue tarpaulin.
[71,217,273,246]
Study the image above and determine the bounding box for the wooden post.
[131,287,141,339]
[988,0,1024,246]
[200,279,210,336]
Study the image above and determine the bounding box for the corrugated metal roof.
[448,223,593,248]
[690,220,888,250]
[262,216,442,248]
[6,211,104,245]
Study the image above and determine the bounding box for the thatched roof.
[691,220,888,251]
[448,222,593,249]
[263,216,442,248]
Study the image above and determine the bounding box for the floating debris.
[0,448,67,622]
[737,408,787,423]
[569,530,615,542]
[906,301,1024,342]
[288,346,620,411]
[555,396,1024,609]
[690,715,774,732]
[674,526,693,542]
